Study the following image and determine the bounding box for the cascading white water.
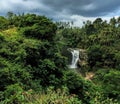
[69,50,79,68]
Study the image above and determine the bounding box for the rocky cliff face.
[77,49,88,67]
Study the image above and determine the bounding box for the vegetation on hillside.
[0,12,120,103]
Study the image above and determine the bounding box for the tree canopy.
[0,13,120,103]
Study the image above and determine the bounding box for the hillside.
[0,13,120,104]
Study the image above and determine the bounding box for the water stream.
[69,49,79,68]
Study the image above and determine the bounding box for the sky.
[0,0,120,27]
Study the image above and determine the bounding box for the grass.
[24,88,82,104]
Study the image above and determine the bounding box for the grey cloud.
[0,0,120,16]
[0,0,120,23]
[40,0,120,17]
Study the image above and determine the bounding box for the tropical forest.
[0,12,120,104]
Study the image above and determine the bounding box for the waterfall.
[69,49,80,68]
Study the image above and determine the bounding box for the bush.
[2,84,25,104]
[93,69,120,102]
[0,63,31,90]
[63,70,99,103]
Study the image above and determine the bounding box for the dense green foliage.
[0,12,120,103]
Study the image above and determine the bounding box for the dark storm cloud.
[0,0,120,26]
[0,0,120,17]
[40,0,120,17]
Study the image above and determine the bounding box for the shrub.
[2,84,25,104]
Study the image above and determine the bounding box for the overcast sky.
[0,0,120,26]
